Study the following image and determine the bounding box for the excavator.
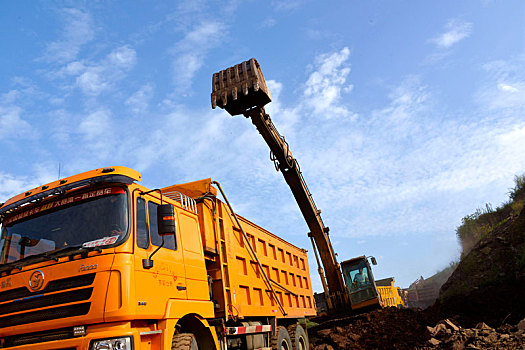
[210,58,386,314]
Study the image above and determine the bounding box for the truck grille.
[0,273,95,328]
[1,327,78,348]
[0,273,95,302]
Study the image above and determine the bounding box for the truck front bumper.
[0,322,143,350]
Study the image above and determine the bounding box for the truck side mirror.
[157,204,176,236]
[370,257,377,265]
[143,204,176,270]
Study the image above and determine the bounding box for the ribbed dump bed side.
[225,212,316,317]
[163,178,316,319]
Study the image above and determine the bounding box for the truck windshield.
[0,187,128,265]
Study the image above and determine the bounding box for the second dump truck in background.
[0,166,315,349]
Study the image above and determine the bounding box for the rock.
[444,318,460,331]
[479,329,491,337]
[348,333,360,341]
[485,332,498,343]
[313,345,334,350]
[518,318,525,331]
[318,329,331,337]
[452,340,466,350]
[428,338,441,346]
[433,323,447,337]
[474,322,492,330]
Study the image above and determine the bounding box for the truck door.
[178,211,209,301]
[134,195,187,315]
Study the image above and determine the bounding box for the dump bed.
[375,277,405,308]
[162,179,316,319]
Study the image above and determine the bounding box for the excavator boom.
[211,58,349,310]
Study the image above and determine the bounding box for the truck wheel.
[171,333,198,350]
[288,324,308,350]
[271,326,292,350]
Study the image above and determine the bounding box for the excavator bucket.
[211,58,272,116]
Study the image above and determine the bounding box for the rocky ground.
[309,308,525,349]
[422,318,525,349]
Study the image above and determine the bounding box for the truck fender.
[175,314,217,349]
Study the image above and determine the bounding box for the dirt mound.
[309,307,430,349]
[309,308,525,349]
[433,206,525,327]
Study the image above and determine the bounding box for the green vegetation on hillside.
[456,174,525,256]
[436,173,525,326]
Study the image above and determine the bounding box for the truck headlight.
[90,336,133,350]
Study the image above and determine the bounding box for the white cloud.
[41,8,95,64]
[0,107,32,140]
[498,83,519,93]
[271,0,303,11]
[108,46,137,67]
[261,18,277,28]
[303,47,355,118]
[0,168,57,204]
[477,57,525,110]
[0,174,32,203]
[371,76,428,130]
[76,71,109,95]
[126,84,154,114]
[0,92,35,140]
[74,46,137,96]
[282,66,525,239]
[431,20,472,49]
[265,80,300,137]
[76,110,115,160]
[79,110,111,141]
[170,22,225,94]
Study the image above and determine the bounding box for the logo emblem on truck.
[29,270,45,291]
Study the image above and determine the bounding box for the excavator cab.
[340,256,381,311]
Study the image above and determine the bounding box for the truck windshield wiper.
[0,245,102,274]
[0,253,58,274]
[45,245,103,260]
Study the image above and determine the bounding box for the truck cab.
[0,166,215,349]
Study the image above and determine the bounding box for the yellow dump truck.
[374,278,405,308]
[315,258,404,314]
[0,166,315,349]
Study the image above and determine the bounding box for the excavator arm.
[211,58,349,311]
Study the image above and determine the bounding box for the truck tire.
[271,326,292,350]
[287,324,308,350]
[171,333,198,350]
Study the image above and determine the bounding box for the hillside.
[432,175,525,327]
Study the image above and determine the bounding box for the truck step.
[226,325,272,335]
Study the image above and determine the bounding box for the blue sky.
[1,1,525,289]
